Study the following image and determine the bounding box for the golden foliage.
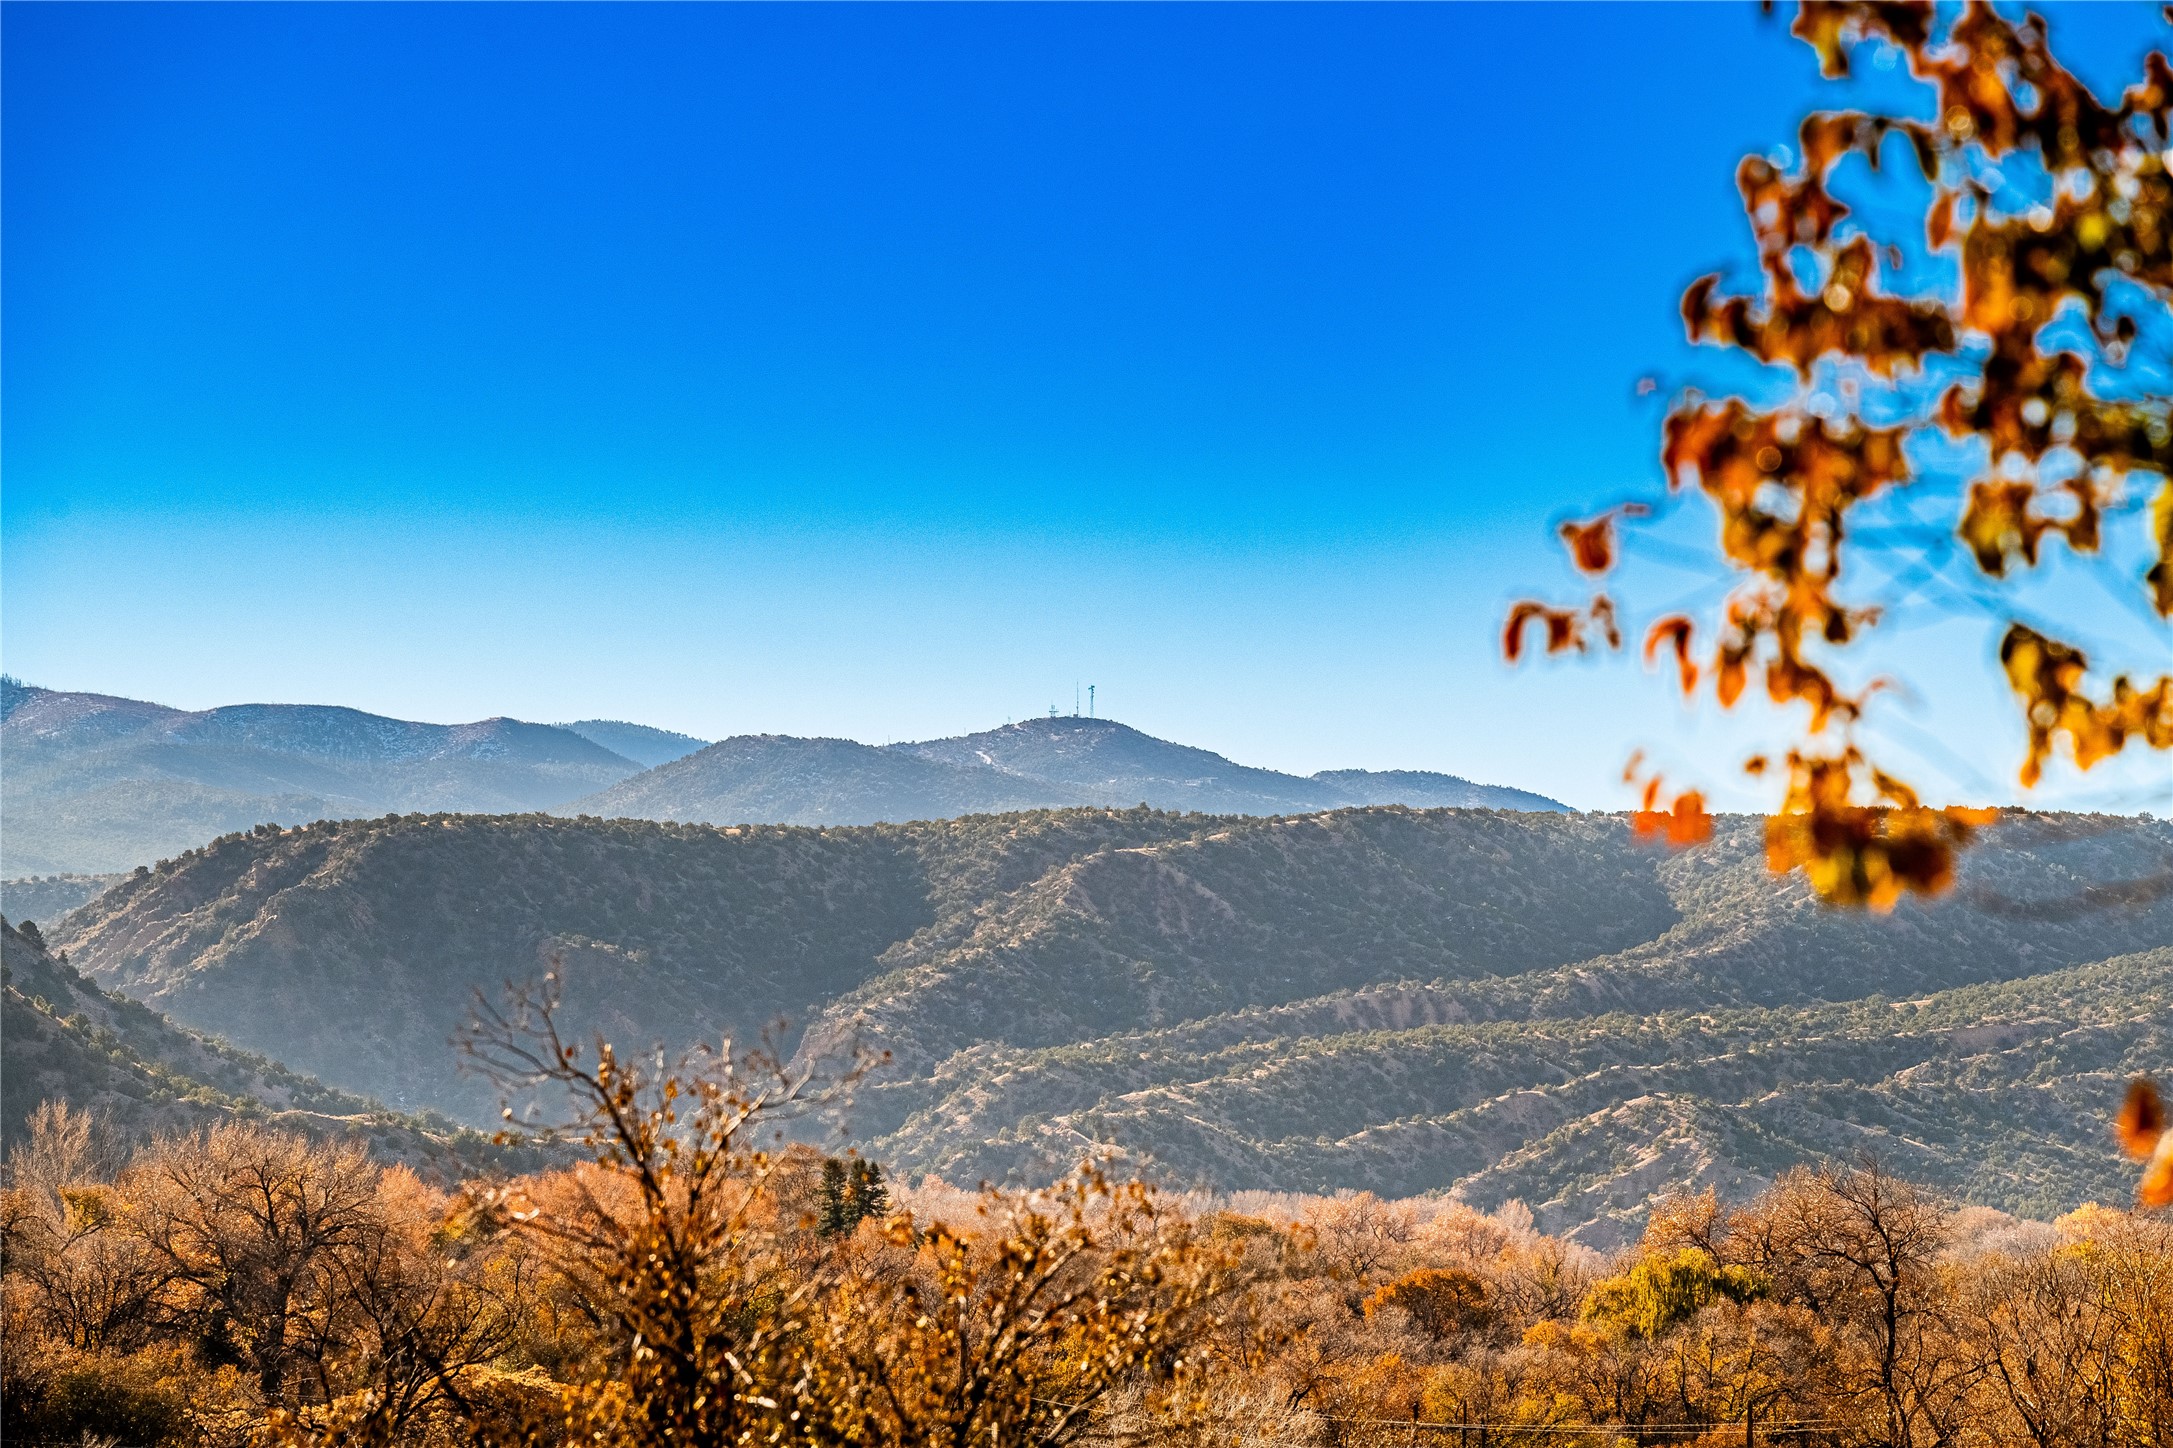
[8,1078,2173,1446]
[1360,1267,1491,1340]
[1762,748,1996,909]
[1508,0,2173,907]
[2001,623,2173,787]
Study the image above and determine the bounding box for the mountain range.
[0,678,1562,875]
[45,804,2172,1243]
[0,678,641,875]
[566,717,1564,828]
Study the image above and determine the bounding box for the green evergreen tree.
[818,1157,852,1237]
[850,1159,890,1223]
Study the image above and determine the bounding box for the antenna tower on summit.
[1074,683,1080,717]
[1089,685,1096,718]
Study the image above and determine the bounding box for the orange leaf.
[2142,1143,2173,1211]
[1590,594,1623,650]
[1927,190,1956,250]
[1716,649,1749,709]
[1643,616,1699,694]
[1558,503,1649,576]
[2117,1079,2167,1161]
[1632,789,1712,849]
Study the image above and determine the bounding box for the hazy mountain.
[570,734,1078,826]
[3,680,1564,869]
[0,679,643,874]
[50,806,2172,1238]
[0,873,125,929]
[560,719,710,768]
[1313,768,1568,812]
[0,918,512,1177]
[891,717,1350,814]
[572,716,1569,827]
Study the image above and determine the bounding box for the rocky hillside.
[0,919,514,1179]
[1,679,643,874]
[48,807,2172,1239]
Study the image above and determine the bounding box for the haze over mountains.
[0,678,639,875]
[0,678,1562,875]
[46,805,2172,1243]
[557,719,709,769]
[0,917,512,1176]
[571,717,1565,828]
[15,675,2159,1243]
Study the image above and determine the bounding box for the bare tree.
[1763,1159,1971,1447]
[129,1122,381,1404]
[456,974,852,1448]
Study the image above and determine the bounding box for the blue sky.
[4,2,2168,810]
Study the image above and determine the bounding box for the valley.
[43,803,2172,1243]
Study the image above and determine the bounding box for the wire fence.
[1039,1396,1841,1446]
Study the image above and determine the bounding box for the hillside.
[1314,767,1569,812]
[1,679,643,874]
[571,716,1568,826]
[892,718,1347,814]
[49,806,2173,1238]
[0,918,515,1179]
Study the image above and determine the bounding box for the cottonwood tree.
[0,1103,161,1355]
[129,1123,382,1405]
[1509,0,2173,907]
[458,976,1230,1448]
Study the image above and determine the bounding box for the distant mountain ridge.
[1,679,642,874]
[891,718,1344,815]
[1314,768,1565,812]
[3,678,1565,874]
[573,716,1568,827]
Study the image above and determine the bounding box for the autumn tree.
[1747,1160,1967,1446]
[1510,0,2173,909]
[129,1123,384,1406]
[1361,1266,1493,1341]
[801,1171,1232,1448]
[456,975,841,1448]
[0,1102,161,1355]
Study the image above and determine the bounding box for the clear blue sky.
[4,2,2167,810]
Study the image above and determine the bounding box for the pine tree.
[818,1158,852,1237]
[850,1160,890,1224]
